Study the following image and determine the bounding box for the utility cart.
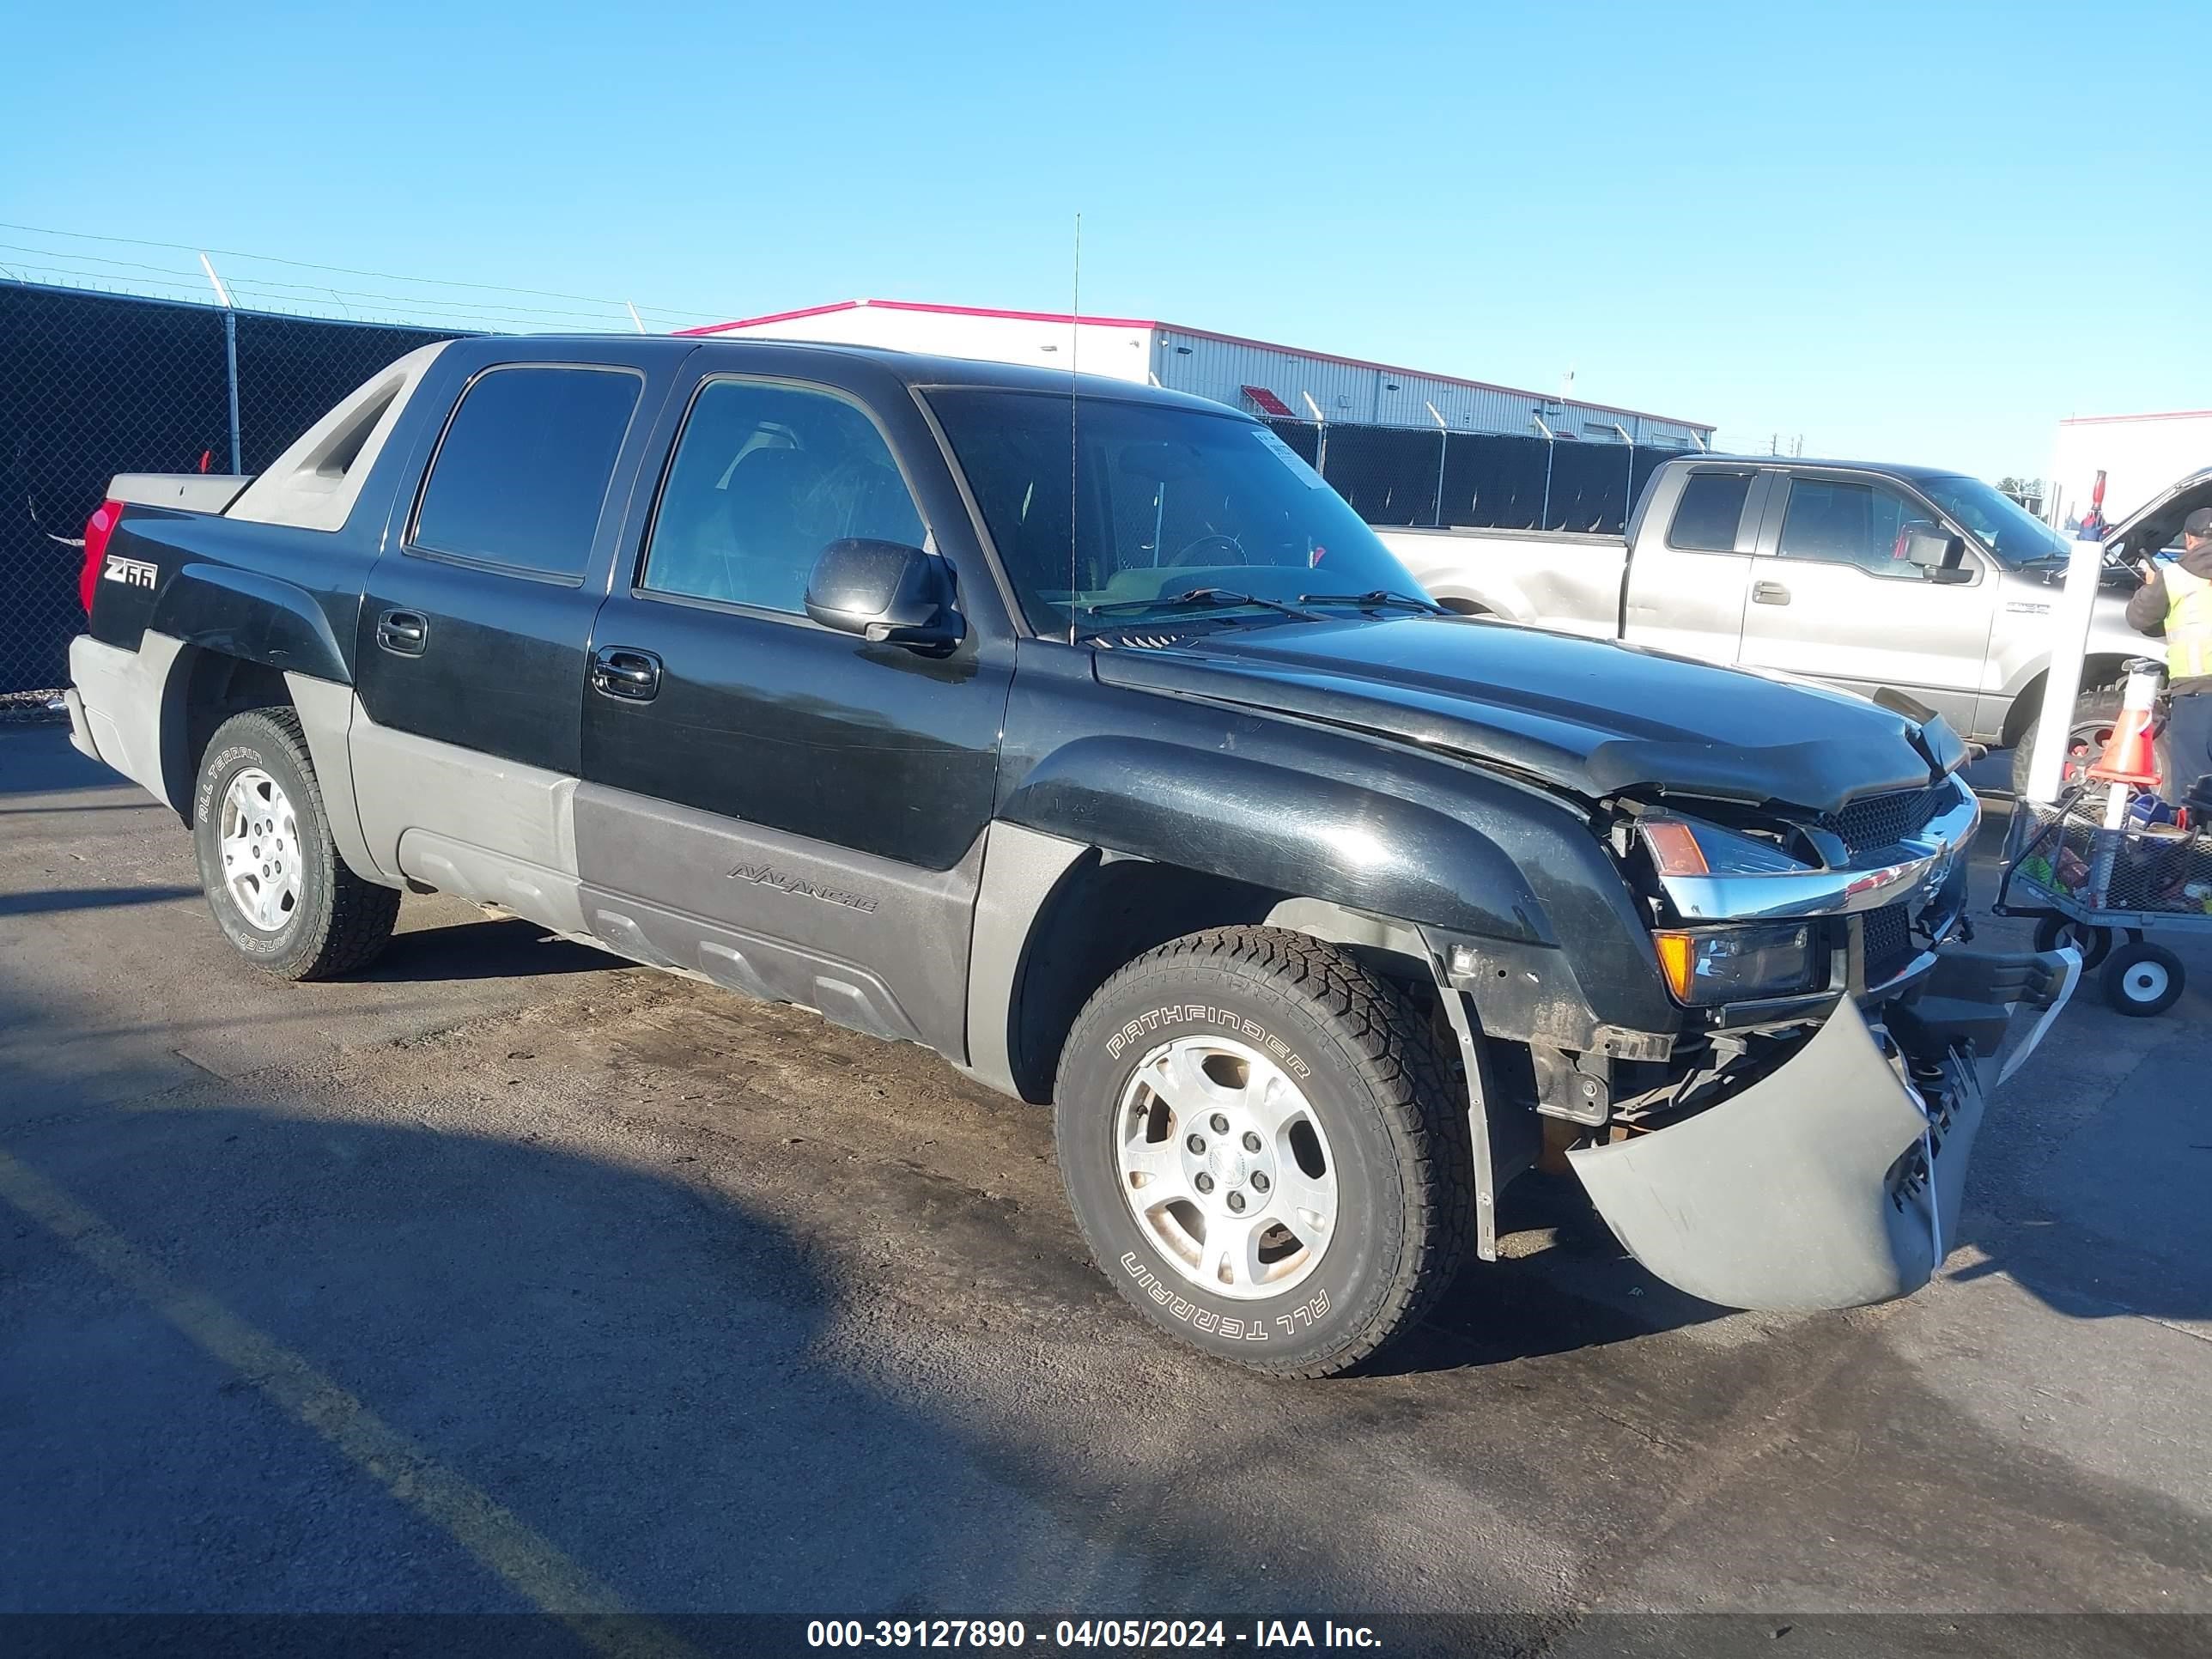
[1997,792,2210,1015]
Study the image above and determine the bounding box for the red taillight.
[80,499,124,616]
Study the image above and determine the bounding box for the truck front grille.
[1860,902,1916,987]
[1826,788,1943,855]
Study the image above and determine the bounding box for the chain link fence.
[5,283,1695,696]
[1,283,462,695]
[1273,415,1682,535]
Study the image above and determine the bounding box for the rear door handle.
[1752,580,1791,605]
[591,647,662,702]
[376,609,428,655]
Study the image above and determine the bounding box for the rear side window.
[411,365,642,580]
[1667,471,1753,552]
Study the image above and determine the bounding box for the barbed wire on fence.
[0,220,733,336]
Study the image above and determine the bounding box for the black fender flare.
[147,562,351,684]
[1001,733,1547,944]
[997,732,1678,1041]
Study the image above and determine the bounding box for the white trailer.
[2051,410,2212,531]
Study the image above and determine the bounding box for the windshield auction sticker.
[1254,428,1330,489]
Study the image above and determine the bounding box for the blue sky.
[7,0,2207,480]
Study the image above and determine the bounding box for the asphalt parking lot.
[3,722,2210,1653]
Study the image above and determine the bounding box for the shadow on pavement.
[0,884,201,918]
[2,1091,1194,1617]
[0,727,131,798]
[366,914,626,983]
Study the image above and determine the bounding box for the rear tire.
[2033,915,2112,969]
[192,708,400,981]
[1054,927,1472,1377]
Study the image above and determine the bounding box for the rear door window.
[410,365,643,580]
[1666,471,1754,551]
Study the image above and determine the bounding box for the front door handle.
[376,609,428,655]
[591,647,662,702]
[1752,580,1791,605]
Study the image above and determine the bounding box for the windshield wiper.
[1296,588,1449,615]
[1079,587,1320,623]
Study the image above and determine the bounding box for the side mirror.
[1901,523,1972,584]
[804,538,963,650]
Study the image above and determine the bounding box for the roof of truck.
[1701,454,1977,481]
[499,332,1244,416]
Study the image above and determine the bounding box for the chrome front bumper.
[1656,774,1981,923]
[1567,944,2080,1311]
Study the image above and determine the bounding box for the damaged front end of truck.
[1439,717,2081,1313]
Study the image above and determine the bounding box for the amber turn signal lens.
[1641,820,1710,878]
[1653,930,1696,1001]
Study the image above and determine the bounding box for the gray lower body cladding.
[571,783,981,1057]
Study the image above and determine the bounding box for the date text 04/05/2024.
[805,1620,1382,1649]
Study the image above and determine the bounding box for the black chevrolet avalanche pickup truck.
[66,335,2078,1376]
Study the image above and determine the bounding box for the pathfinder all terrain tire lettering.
[1055,926,1474,1377]
[191,708,401,981]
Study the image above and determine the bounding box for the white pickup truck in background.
[1379,458,2212,796]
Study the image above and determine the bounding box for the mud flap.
[1566,948,2079,1311]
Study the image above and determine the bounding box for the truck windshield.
[925,388,1430,635]
[1916,474,2069,568]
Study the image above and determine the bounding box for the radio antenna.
[1068,211,1081,645]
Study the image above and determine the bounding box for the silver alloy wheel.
[218,767,302,933]
[1115,1035,1339,1300]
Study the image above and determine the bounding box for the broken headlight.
[1653,922,1820,1006]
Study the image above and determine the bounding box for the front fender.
[998,724,1681,1044]
[147,562,351,684]
[1001,733,1547,944]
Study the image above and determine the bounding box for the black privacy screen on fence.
[0,284,460,695]
[1266,416,1676,536]
[3,283,1681,695]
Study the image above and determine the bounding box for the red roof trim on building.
[675,301,865,336]
[678,298,1711,431]
[2058,410,2212,426]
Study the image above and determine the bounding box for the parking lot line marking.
[0,1146,695,1659]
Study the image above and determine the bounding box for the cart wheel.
[2034,915,2112,969]
[2101,941,2185,1018]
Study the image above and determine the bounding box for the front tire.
[1055,927,1472,1377]
[192,708,400,981]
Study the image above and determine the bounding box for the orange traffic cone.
[2088,664,2163,788]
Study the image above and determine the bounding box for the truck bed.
[1376,525,1626,640]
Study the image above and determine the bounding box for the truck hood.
[1092,614,1946,814]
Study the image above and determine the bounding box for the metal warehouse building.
[680,299,1714,449]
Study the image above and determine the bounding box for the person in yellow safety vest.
[2126,504,2212,804]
